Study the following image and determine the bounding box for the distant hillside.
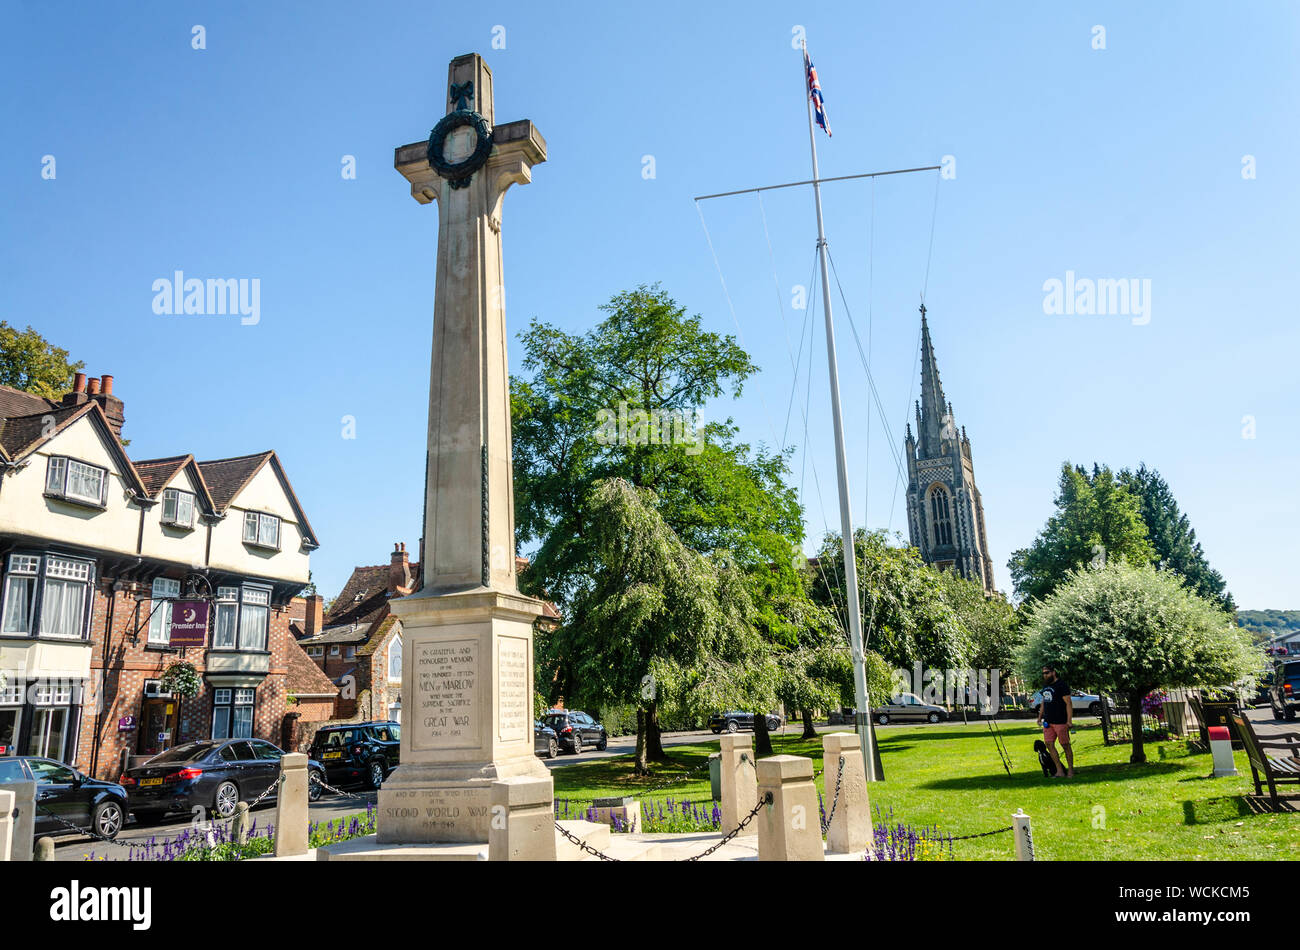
[1238,610,1300,643]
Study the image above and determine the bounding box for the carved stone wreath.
[427,109,493,190]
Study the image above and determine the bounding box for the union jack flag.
[804,49,831,137]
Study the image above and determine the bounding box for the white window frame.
[210,584,272,652]
[1,553,40,635]
[19,555,96,641]
[213,687,255,739]
[388,635,402,682]
[160,488,196,529]
[242,511,282,551]
[148,577,181,644]
[45,456,108,507]
[329,645,340,656]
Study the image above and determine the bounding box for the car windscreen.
[148,743,211,764]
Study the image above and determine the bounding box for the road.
[51,707,1292,859]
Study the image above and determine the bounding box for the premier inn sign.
[169,601,210,648]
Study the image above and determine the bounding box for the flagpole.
[801,39,876,782]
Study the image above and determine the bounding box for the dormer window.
[242,511,281,550]
[161,488,196,529]
[45,456,108,508]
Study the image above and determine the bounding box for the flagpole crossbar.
[693,165,941,202]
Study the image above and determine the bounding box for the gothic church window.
[930,486,953,547]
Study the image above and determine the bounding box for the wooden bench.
[1230,712,1300,810]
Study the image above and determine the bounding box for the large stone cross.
[381,54,552,847]
[394,52,545,594]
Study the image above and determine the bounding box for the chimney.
[304,594,323,637]
[389,542,411,594]
[86,377,100,395]
[89,372,126,439]
[61,373,90,409]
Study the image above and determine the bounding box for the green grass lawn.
[550,722,1299,859]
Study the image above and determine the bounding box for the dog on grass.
[1033,739,1055,777]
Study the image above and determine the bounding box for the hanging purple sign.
[170,600,210,648]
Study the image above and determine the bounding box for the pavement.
[50,706,1295,860]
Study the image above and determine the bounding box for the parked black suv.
[542,710,607,754]
[1270,660,1300,721]
[709,711,782,734]
[309,721,400,789]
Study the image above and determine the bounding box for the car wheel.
[877,714,889,725]
[214,781,239,819]
[726,720,739,734]
[597,733,608,751]
[711,727,721,734]
[92,801,124,841]
[571,734,584,755]
[368,761,386,790]
[547,738,559,759]
[1089,702,1102,716]
[308,769,324,802]
[927,712,941,724]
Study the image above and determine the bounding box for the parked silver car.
[873,693,948,725]
[1030,690,1115,716]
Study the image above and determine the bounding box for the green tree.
[1018,561,1260,763]
[811,529,972,675]
[1008,463,1154,603]
[0,321,83,398]
[513,285,813,755]
[1118,464,1235,612]
[548,479,774,773]
[936,570,1024,684]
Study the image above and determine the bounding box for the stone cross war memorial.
[330,52,553,856]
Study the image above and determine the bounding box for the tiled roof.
[299,625,370,646]
[133,455,191,495]
[196,451,273,511]
[0,403,89,459]
[323,565,393,628]
[356,614,399,656]
[285,638,338,696]
[0,384,58,419]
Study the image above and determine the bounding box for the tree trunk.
[754,710,773,755]
[646,701,667,762]
[634,707,649,775]
[1129,691,1148,764]
[801,708,818,740]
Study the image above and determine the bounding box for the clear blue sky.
[3,2,1296,609]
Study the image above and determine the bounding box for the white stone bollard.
[1012,808,1035,861]
[1208,726,1237,777]
[489,776,557,861]
[756,755,824,861]
[718,734,758,838]
[274,753,309,857]
[0,789,13,861]
[822,732,871,854]
[5,781,34,862]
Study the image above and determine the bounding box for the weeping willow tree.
[545,478,775,774]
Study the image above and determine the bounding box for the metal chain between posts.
[945,825,1013,841]
[35,804,139,849]
[309,772,377,804]
[553,790,774,862]
[820,755,844,834]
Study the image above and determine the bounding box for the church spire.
[918,302,949,454]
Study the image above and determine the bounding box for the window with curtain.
[161,489,195,528]
[213,587,239,649]
[39,557,93,639]
[929,486,954,547]
[148,577,181,644]
[239,586,270,651]
[1,554,40,635]
[213,688,256,739]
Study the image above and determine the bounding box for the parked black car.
[534,720,559,759]
[542,710,608,754]
[709,711,782,734]
[122,738,325,822]
[0,756,128,841]
[308,721,400,789]
[1270,659,1300,721]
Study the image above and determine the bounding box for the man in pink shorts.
[1036,665,1074,777]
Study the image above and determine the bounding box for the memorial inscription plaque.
[413,638,478,751]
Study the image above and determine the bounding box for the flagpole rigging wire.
[694,165,942,203]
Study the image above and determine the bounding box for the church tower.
[903,305,996,594]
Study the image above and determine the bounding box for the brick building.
[0,373,319,779]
